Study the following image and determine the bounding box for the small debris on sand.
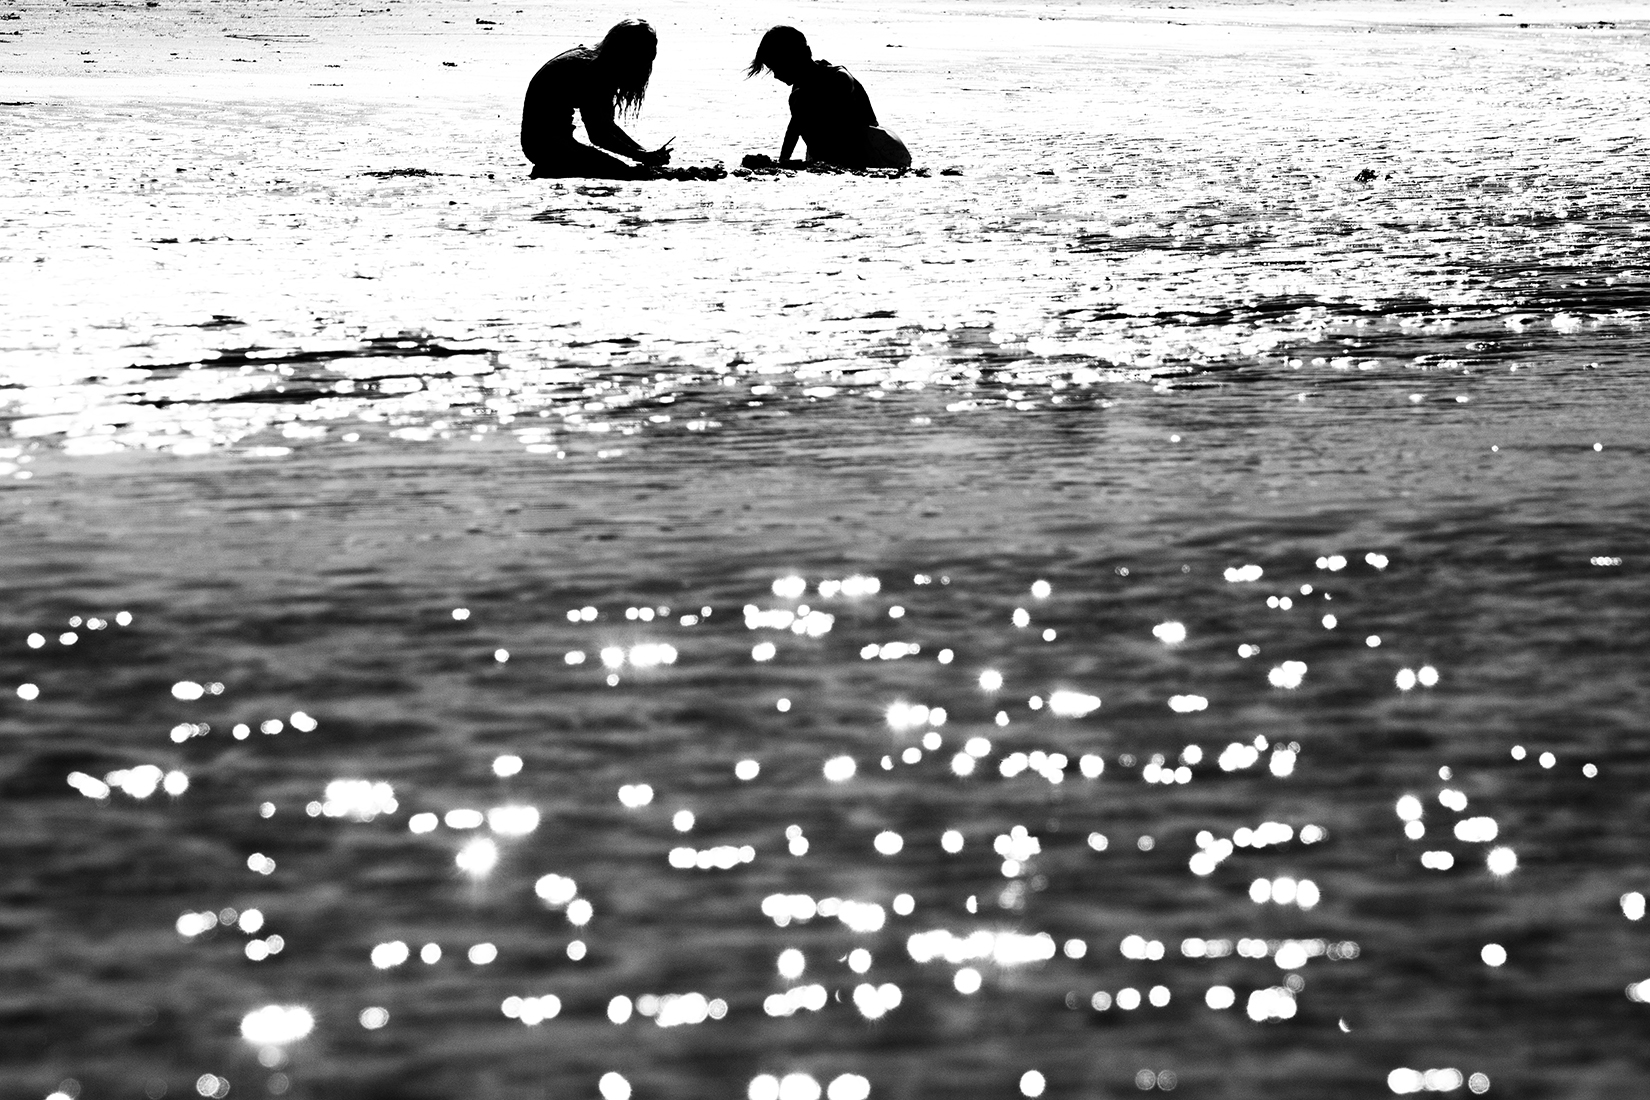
[649,165,728,181]
[737,154,931,179]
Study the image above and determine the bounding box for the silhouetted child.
[746,26,911,170]
[521,19,673,179]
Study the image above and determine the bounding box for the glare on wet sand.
[5,1,1650,1098]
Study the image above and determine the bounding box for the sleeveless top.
[788,60,880,167]
[521,47,619,162]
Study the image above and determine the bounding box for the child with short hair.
[747,26,911,170]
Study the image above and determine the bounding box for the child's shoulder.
[796,60,860,97]
[547,45,596,68]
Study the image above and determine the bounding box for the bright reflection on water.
[17,534,1640,1098]
[7,1,1650,1099]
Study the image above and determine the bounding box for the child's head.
[597,18,657,114]
[746,26,811,83]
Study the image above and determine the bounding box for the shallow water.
[4,2,1650,1098]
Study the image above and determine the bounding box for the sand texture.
[5,2,1650,1098]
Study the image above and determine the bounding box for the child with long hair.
[521,19,673,179]
[746,26,911,170]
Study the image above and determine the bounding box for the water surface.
[4,2,1650,1098]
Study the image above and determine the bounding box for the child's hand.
[639,143,673,167]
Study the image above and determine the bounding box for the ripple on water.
[5,4,1650,1099]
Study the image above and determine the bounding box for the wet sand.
[5,2,1650,1099]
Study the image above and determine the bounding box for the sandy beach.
[5,2,1650,1098]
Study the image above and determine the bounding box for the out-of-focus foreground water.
[4,1,1650,1098]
